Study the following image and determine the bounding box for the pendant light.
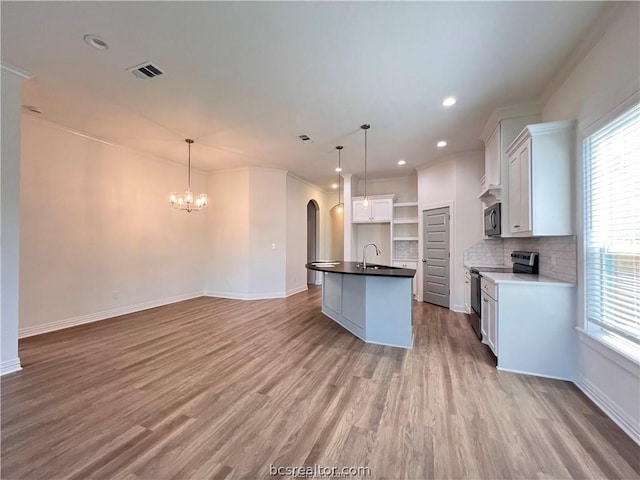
[335,145,343,213]
[361,124,370,207]
[169,139,207,212]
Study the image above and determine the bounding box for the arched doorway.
[307,200,319,285]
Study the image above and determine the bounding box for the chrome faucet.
[362,243,381,268]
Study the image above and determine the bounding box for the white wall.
[541,1,640,443]
[417,152,484,310]
[286,174,329,294]
[19,117,208,337]
[1,67,24,375]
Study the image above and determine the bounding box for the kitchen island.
[305,261,416,348]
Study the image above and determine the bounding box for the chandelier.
[170,139,207,212]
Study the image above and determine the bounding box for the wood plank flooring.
[2,288,638,479]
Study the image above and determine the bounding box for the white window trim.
[579,92,640,362]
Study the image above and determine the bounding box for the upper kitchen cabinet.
[479,104,540,236]
[352,195,395,223]
[506,120,575,237]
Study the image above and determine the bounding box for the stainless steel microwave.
[484,203,501,237]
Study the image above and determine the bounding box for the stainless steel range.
[468,251,539,340]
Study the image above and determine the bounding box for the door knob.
[422,259,426,262]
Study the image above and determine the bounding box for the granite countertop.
[480,272,576,287]
[305,261,416,278]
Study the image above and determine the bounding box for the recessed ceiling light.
[442,97,456,107]
[398,160,406,166]
[83,34,109,51]
[335,167,342,172]
[437,140,448,148]
[332,183,338,189]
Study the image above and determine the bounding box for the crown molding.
[1,63,32,79]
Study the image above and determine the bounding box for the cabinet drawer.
[393,261,417,270]
[481,277,497,300]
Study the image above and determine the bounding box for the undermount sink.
[356,263,401,270]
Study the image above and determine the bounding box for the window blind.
[584,103,640,344]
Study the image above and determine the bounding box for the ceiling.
[1,1,606,189]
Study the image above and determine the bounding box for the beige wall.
[205,168,250,297]
[286,174,329,293]
[19,117,208,336]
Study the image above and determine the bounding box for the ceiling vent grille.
[126,62,165,79]
[297,134,313,143]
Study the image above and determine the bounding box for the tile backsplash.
[462,239,504,266]
[394,240,418,260]
[464,236,577,283]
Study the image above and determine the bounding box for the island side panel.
[365,276,413,349]
[321,271,366,340]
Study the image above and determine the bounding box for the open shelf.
[393,218,418,224]
[394,201,418,208]
[393,236,419,241]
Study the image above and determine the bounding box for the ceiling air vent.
[126,62,165,79]
[297,134,313,143]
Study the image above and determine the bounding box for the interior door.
[422,207,450,308]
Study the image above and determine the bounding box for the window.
[584,104,640,347]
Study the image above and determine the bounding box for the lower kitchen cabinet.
[480,275,576,380]
[463,269,471,314]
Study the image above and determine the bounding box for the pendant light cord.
[364,128,367,199]
[188,141,191,190]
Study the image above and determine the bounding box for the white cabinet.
[506,120,575,236]
[479,107,541,236]
[508,139,531,234]
[479,273,576,380]
[352,196,393,223]
[481,278,498,356]
[484,124,501,187]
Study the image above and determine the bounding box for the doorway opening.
[307,200,319,285]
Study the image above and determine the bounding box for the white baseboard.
[286,285,308,297]
[203,290,285,300]
[575,374,640,446]
[1,357,22,376]
[18,291,204,338]
[451,304,469,314]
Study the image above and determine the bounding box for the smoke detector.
[126,62,165,79]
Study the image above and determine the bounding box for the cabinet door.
[481,292,489,340]
[488,296,497,355]
[370,198,392,222]
[518,141,532,233]
[509,150,521,233]
[352,200,371,223]
[485,124,501,186]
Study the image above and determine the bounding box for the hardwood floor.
[2,288,638,479]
